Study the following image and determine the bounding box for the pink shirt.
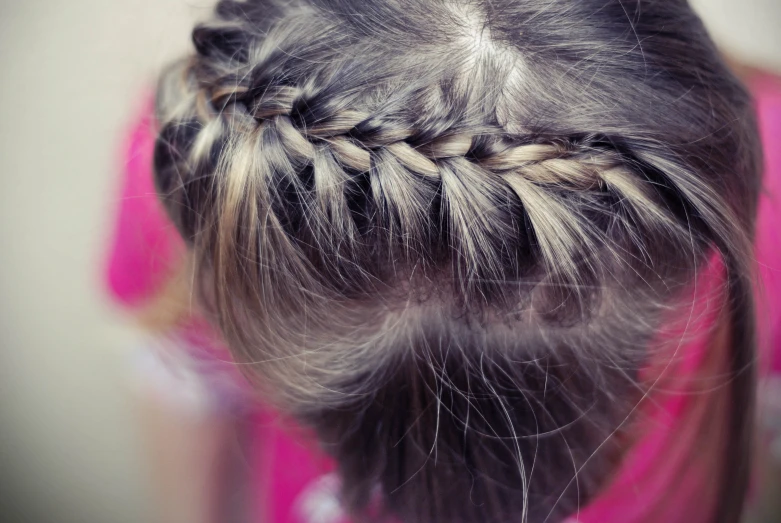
[105,76,781,523]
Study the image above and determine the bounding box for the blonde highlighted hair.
[152,1,762,521]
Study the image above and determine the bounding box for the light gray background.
[0,1,779,522]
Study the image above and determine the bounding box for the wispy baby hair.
[153,1,761,521]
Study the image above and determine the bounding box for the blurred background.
[0,1,779,522]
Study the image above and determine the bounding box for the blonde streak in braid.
[370,148,433,250]
[312,146,358,243]
[420,134,473,160]
[212,134,287,368]
[597,164,684,233]
[481,143,560,171]
[528,158,599,189]
[362,127,413,148]
[249,119,313,214]
[386,142,439,178]
[271,114,334,245]
[481,144,596,188]
[215,126,310,320]
[212,132,258,342]
[328,137,372,171]
[503,169,589,279]
[308,110,371,138]
[518,147,683,233]
[189,118,225,167]
[210,84,249,104]
[252,86,302,119]
[273,115,316,161]
[439,158,511,281]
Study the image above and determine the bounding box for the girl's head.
[153,1,761,521]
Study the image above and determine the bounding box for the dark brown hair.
[152,1,762,521]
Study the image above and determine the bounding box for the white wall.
[0,2,204,521]
[692,0,781,73]
[0,1,778,522]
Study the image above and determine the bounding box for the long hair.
[152,1,762,521]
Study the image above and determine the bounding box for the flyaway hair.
[153,1,762,522]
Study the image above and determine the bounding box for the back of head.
[153,1,761,521]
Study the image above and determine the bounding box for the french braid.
[153,1,761,522]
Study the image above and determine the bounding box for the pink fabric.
[570,74,781,523]
[754,75,781,374]
[105,78,781,523]
[105,98,184,308]
[570,255,724,523]
[249,410,339,523]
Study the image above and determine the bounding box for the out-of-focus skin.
[134,386,231,523]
